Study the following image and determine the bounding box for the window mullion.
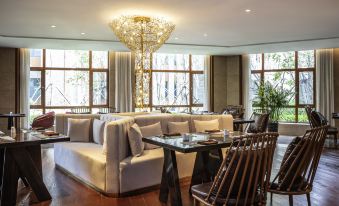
[89,51,93,113]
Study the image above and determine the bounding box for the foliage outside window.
[150,53,206,113]
[29,49,108,123]
[249,50,315,122]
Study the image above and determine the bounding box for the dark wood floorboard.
[15,136,339,206]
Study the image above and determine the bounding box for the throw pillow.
[139,122,163,150]
[278,136,305,189]
[168,121,190,134]
[93,119,106,145]
[67,118,91,142]
[194,119,219,133]
[128,123,144,157]
[247,113,269,133]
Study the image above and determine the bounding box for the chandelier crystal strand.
[110,15,175,110]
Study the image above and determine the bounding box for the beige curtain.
[316,49,334,126]
[242,54,252,119]
[203,55,211,111]
[114,52,133,112]
[19,48,30,128]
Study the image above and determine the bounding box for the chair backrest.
[246,112,270,133]
[222,105,245,119]
[70,107,91,114]
[305,106,314,127]
[270,126,328,192]
[205,133,278,206]
[98,107,117,114]
[310,111,328,127]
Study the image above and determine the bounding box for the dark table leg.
[1,148,19,206]
[189,149,223,194]
[159,148,182,206]
[11,147,51,202]
[0,148,4,188]
[7,117,14,130]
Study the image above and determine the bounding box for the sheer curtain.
[115,52,133,112]
[242,54,252,119]
[203,55,211,111]
[19,48,30,128]
[316,49,334,126]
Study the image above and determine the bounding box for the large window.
[249,50,315,122]
[150,53,206,113]
[29,49,108,121]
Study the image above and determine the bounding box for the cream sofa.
[54,113,233,196]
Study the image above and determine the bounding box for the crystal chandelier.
[109,15,175,109]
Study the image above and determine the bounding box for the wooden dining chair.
[98,107,117,114]
[70,107,91,114]
[305,106,338,148]
[191,133,278,206]
[268,125,328,206]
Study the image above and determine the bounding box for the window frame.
[30,49,109,113]
[251,51,316,122]
[149,54,204,112]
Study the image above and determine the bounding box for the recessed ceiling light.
[50,25,56,28]
[245,9,251,13]
[174,37,179,40]
[203,33,208,37]
[81,32,86,35]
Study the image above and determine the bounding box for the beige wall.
[0,48,17,132]
[211,55,241,113]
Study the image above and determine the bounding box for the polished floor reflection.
[16,137,339,206]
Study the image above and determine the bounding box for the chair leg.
[270,192,273,203]
[334,134,337,149]
[289,195,293,206]
[306,193,311,206]
[193,198,199,206]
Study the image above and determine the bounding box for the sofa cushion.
[128,123,144,157]
[168,121,190,134]
[67,118,91,142]
[139,122,163,150]
[93,119,105,145]
[119,148,196,193]
[54,142,106,191]
[194,119,219,132]
[278,136,306,190]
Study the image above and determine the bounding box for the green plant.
[252,81,291,122]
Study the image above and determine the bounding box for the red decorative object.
[31,112,55,129]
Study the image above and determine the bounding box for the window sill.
[278,122,309,126]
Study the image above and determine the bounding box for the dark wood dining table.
[0,113,26,130]
[0,131,69,205]
[142,131,244,206]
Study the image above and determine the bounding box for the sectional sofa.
[54,113,233,196]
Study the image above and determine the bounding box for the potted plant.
[252,81,291,132]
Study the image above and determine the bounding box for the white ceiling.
[0,0,339,55]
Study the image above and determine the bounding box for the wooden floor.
[17,137,339,206]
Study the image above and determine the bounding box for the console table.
[0,132,69,205]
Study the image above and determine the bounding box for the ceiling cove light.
[109,15,175,110]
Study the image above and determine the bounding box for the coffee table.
[143,131,244,206]
[0,131,69,205]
